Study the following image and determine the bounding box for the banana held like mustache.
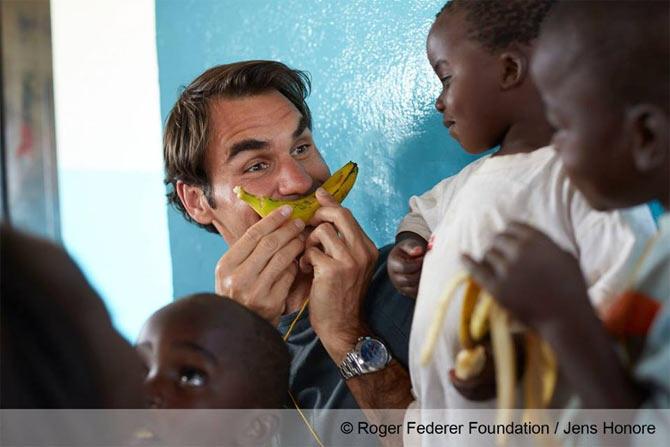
[234,161,358,222]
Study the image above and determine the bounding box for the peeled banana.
[234,161,358,222]
[421,273,559,445]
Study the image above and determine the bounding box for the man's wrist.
[318,324,370,364]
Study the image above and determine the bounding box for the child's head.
[136,293,290,409]
[428,0,555,153]
[532,1,669,211]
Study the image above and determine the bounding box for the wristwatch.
[338,336,392,380]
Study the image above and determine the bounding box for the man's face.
[202,91,330,242]
[532,32,639,210]
[427,11,508,153]
[136,314,251,409]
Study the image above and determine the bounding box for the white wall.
[51,0,172,340]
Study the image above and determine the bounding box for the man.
[162,60,414,416]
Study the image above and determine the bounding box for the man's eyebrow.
[227,139,269,162]
[292,115,309,139]
[173,341,219,366]
[226,115,308,161]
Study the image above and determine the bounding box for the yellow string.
[283,298,311,342]
[288,390,326,447]
[283,298,326,447]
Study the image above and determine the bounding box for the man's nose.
[277,158,313,197]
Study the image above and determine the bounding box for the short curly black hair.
[437,0,555,52]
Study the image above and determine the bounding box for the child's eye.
[244,161,269,173]
[440,75,452,87]
[290,144,311,157]
[179,368,207,387]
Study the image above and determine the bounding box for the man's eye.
[291,144,311,157]
[179,369,207,387]
[245,161,269,173]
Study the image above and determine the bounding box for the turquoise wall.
[155,0,481,297]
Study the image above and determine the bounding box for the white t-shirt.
[403,146,656,413]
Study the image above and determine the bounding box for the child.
[1,224,145,409]
[464,0,669,410]
[136,293,290,409]
[392,0,657,413]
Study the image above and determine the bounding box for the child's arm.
[462,222,643,408]
[388,178,454,297]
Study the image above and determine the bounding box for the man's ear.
[498,49,528,90]
[238,412,279,446]
[626,104,669,172]
[175,180,215,226]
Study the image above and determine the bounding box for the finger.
[226,205,295,265]
[258,238,305,285]
[398,236,427,255]
[315,187,338,206]
[402,244,426,257]
[309,187,362,238]
[268,263,298,314]
[398,286,419,299]
[309,207,359,248]
[481,247,509,278]
[388,254,423,274]
[505,221,542,239]
[461,253,498,294]
[392,271,422,287]
[300,246,335,275]
[305,223,350,261]
[490,231,521,259]
[242,218,305,276]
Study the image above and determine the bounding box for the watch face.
[359,338,389,369]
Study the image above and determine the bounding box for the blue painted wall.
[155,0,481,297]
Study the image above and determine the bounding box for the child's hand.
[448,336,525,401]
[461,222,592,333]
[462,222,643,409]
[388,232,428,298]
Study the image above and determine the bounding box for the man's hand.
[388,232,427,298]
[215,205,305,325]
[299,188,379,362]
[461,222,591,331]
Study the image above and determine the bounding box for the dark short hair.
[151,293,291,409]
[163,61,312,233]
[438,0,555,52]
[541,0,669,112]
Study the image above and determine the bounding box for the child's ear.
[239,412,279,445]
[498,49,528,90]
[175,180,215,226]
[626,104,669,172]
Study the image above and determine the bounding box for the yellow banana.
[234,161,358,222]
[421,272,560,446]
[459,279,481,349]
[420,272,470,366]
[454,345,486,380]
[470,292,493,341]
[523,333,557,410]
[489,302,516,426]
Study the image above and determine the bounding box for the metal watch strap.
[339,351,363,380]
